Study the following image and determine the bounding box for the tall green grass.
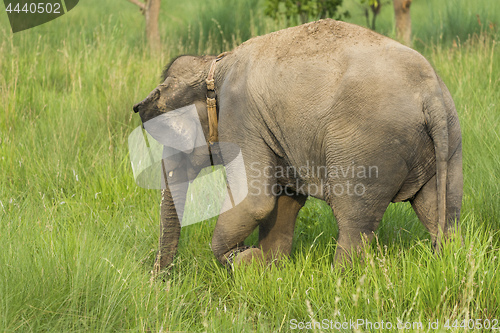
[339,0,500,47]
[1,0,499,331]
[178,0,264,54]
[416,0,500,45]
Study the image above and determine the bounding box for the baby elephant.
[133,19,462,271]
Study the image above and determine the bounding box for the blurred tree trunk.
[127,0,161,51]
[369,0,381,31]
[393,0,412,46]
[360,0,381,31]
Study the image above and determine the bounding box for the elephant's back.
[235,19,388,61]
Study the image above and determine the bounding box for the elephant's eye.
[159,77,175,88]
[159,81,170,89]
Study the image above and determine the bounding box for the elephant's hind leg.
[258,193,307,263]
[328,186,393,268]
[332,207,389,267]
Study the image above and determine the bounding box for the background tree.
[393,0,412,46]
[357,0,382,31]
[265,0,348,26]
[127,0,161,51]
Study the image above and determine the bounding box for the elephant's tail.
[424,92,449,248]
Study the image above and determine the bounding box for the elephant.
[132,19,463,271]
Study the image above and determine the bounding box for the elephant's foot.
[331,229,378,273]
[234,247,265,266]
[221,246,266,268]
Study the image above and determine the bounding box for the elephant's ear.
[161,55,186,82]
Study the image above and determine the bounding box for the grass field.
[0,0,499,331]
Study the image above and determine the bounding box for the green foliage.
[264,0,348,26]
[356,0,382,30]
[361,0,380,8]
[0,0,499,331]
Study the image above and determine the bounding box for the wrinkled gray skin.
[133,19,462,270]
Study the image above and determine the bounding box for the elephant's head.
[133,55,216,125]
[133,55,217,270]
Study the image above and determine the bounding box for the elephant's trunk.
[133,88,160,113]
[154,162,188,273]
[154,185,181,272]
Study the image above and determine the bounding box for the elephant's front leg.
[211,192,307,267]
[211,190,276,266]
[211,152,283,267]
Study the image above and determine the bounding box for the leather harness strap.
[205,53,236,208]
[205,52,229,145]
